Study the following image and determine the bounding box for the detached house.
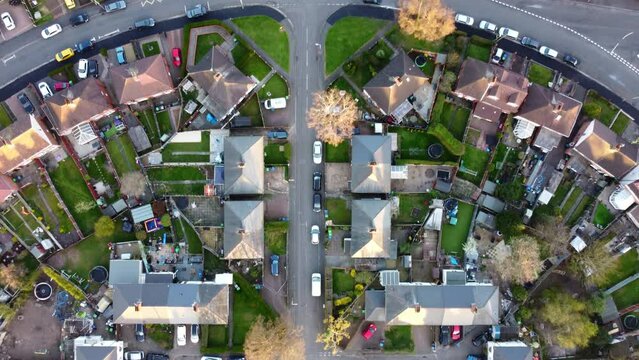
[44,78,116,144]
[110,55,174,105]
[0,114,59,174]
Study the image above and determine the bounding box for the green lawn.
[332,268,355,294]
[325,17,388,74]
[389,127,459,165]
[326,198,351,225]
[595,250,639,289]
[147,324,174,350]
[329,77,367,109]
[584,91,619,126]
[612,277,639,310]
[264,143,291,165]
[0,104,13,129]
[343,40,393,88]
[458,145,490,186]
[156,111,173,136]
[232,273,276,349]
[231,40,272,81]
[152,183,205,196]
[1,207,39,246]
[238,95,263,127]
[195,33,225,64]
[567,195,594,226]
[142,41,161,57]
[466,43,491,62]
[173,217,202,254]
[106,135,141,176]
[548,181,572,208]
[430,93,471,140]
[397,193,435,224]
[233,15,290,71]
[265,221,287,255]
[162,131,211,163]
[384,326,414,352]
[527,62,554,87]
[48,158,102,235]
[560,188,582,216]
[325,141,350,162]
[146,166,206,181]
[258,73,289,99]
[84,153,118,188]
[137,109,160,145]
[204,325,229,352]
[20,184,75,235]
[593,202,615,228]
[441,201,474,255]
[386,25,446,52]
[611,113,631,136]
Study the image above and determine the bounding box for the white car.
[498,27,519,40]
[1,12,15,31]
[311,225,320,245]
[313,141,322,164]
[454,14,474,26]
[124,351,144,360]
[77,59,88,79]
[41,24,62,39]
[38,82,53,98]
[176,325,186,346]
[479,20,497,32]
[191,324,199,344]
[539,46,559,58]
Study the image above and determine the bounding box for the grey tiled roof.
[351,135,391,194]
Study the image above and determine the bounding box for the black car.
[69,13,89,26]
[87,59,99,77]
[472,332,489,347]
[313,172,322,191]
[439,326,451,346]
[17,93,34,114]
[135,323,145,342]
[363,0,380,3]
[563,54,579,67]
[520,36,541,50]
[74,38,95,53]
[146,354,169,360]
[313,193,322,213]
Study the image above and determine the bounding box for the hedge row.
[427,123,466,156]
[43,266,85,301]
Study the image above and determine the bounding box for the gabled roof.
[112,282,229,324]
[488,341,533,360]
[515,84,581,137]
[45,78,115,134]
[223,200,264,259]
[351,135,391,193]
[455,58,529,114]
[363,52,429,114]
[110,55,174,104]
[0,175,18,203]
[0,115,57,174]
[371,283,500,326]
[75,346,118,360]
[224,136,264,195]
[188,47,257,121]
[351,199,392,258]
[572,120,638,178]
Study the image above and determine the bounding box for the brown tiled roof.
[0,174,18,203]
[0,115,58,174]
[472,102,502,122]
[363,52,429,114]
[516,84,581,137]
[455,58,529,114]
[45,78,115,135]
[572,120,638,178]
[627,205,639,228]
[110,55,174,104]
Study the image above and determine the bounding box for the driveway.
[0,3,33,42]
[325,163,350,196]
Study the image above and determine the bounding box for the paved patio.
[392,165,453,193]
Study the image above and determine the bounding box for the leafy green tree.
[496,178,525,202]
[495,211,524,241]
[539,288,598,348]
[511,284,527,302]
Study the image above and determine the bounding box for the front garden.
[325,17,389,74]
[238,95,264,127]
[265,221,287,255]
[231,273,277,350]
[343,40,394,88]
[142,41,161,57]
[465,36,492,62]
[527,62,554,87]
[232,40,272,81]
[233,15,290,71]
[384,326,414,352]
[325,141,350,163]
[264,143,291,165]
[326,198,351,225]
[258,74,289,99]
[583,91,623,128]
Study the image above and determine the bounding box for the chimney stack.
[414,304,421,313]
[193,302,199,312]
[470,303,478,313]
[369,161,377,167]
[134,301,142,311]
[616,143,626,151]
[394,76,402,86]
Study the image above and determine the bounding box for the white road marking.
[98,28,120,40]
[622,31,634,40]
[2,54,16,65]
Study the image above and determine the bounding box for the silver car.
[104,0,126,13]
[186,4,207,19]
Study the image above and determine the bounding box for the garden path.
[605,273,639,295]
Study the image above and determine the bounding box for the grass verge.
[233,15,290,71]
[325,17,387,74]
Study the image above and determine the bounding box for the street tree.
[307,89,358,146]
[317,315,351,355]
[0,263,26,290]
[495,235,543,285]
[120,172,146,198]
[539,288,598,348]
[95,216,116,239]
[397,0,456,42]
[245,315,305,360]
[568,239,617,285]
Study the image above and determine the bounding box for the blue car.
[270,255,279,277]
[115,46,126,65]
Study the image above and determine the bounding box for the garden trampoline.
[89,266,108,283]
[624,315,638,330]
[34,282,53,301]
[428,144,443,159]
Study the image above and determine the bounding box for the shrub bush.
[512,285,527,302]
[349,269,356,278]
[334,296,353,307]
[354,284,365,297]
[583,103,602,118]
[427,123,465,156]
[43,266,85,300]
[161,214,171,227]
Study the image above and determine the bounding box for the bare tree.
[397,0,456,42]
[307,89,358,146]
[245,315,305,360]
[495,235,544,285]
[568,239,617,286]
[316,315,351,355]
[120,172,146,198]
[0,263,26,290]
[533,215,570,257]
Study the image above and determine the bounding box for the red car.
[362,323,377,340]
[452,325,462,341]
[54,82,70,91]
[172,48,182,67]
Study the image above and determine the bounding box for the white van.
[311,273,321,297]
[264,97,287,110]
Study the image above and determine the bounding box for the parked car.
[491,48,507,64]
[125,351,144,360]
[497,27,519,40]
[312,172,321,191]
[563,54,579,67]
[55,48,75,62]
[361,323,377,340]
[54,82,70,92]
[38,82,53,99]
[313,140,322,164]
[41,23,62,39]
[191,324,199,344]
[87,59,99,77]
[363,0,381,4]
[17,93,34,114]
[267,129,288,139]
[176,325,187,346]
[78,59,89,79]
[451,325,462,341]
[520,36,541,50]
[472,332,489,347]
[311,273,321,297]
[74,38,95,53]
[539,45,559,58]
[134,18,155,29]
[104,0,126,13]
[454,14,474,26]
[69,13,89,26]
[313,193,321,213]
[115,46,127,65]
[135,324,145,342]
[171,48,182,67]
[311,225,320,245]
[186,4,207,19]
[146,354,169,360]
[64,0,76,9]
[1,12,15,30]
[201,357,224,360]
[263,97,286,110]
[270,255,279,276]
[439,326,451,346]
[478,20,497,32]
[466,355,486,360]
